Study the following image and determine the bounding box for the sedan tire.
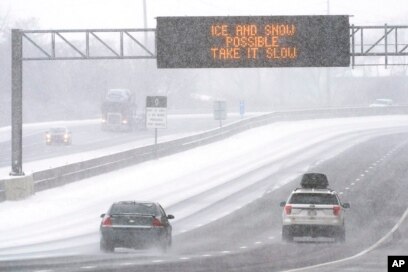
[100,238,114,253]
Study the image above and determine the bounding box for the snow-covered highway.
[1,115,408,271]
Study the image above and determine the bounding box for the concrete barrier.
[3,175,34,200]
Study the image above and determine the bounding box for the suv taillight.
[333,205,341,216]
[284,205,292,215]
[152,217,163,227]
[102,216,112,227]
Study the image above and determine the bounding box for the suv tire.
[282,227,293,242]
[335,228,346,243]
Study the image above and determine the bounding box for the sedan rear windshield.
[110,203,159,216]
[50,128,67,133]
[288,193,339,205]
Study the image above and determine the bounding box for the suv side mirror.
[100,213,105,218]
[167,214,175,220]
[342,203,350,209]
[280,201,286,207]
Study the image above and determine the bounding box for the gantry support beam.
[350,25,408,67]
[21,28,156,61]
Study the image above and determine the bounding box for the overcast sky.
[0,0,407,30]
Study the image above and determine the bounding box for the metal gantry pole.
[154,128,158,158]
[10,29,24,176]
[351,24,355,68]
[384,24,388,68]
[143,0,148,44]
[326,0,331,107]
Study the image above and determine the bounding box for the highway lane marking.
[221,251,231,254]
[119,263,135,266]
[240,246,247,249]
[351,183,355,186]
[281,206,408,272]
[80,266,97,269]
[34,270,53,272]
[202,254,212,257]
[268,236,275,240]
[179,257,190,260]
[345,187,350,190]
[360,174,365,177]
[254,241,262,245]
[152,260,163,263]
[355,178,360,181]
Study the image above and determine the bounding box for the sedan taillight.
[152,217,163,227]
[102,216,112,227]
[333,205,341,216]
[284,205,292,215]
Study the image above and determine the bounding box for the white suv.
[280,173,350,242]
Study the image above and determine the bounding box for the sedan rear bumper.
[101,227,168,248]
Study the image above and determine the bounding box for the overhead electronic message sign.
[156,16,350,68]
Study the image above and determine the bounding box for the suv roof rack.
[300,173,329,189]
[294,187,335,192]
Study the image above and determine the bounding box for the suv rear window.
[288,193,339,205]
[110,203,159,215]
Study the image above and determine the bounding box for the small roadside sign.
[146,96,167,129]
[239,100,245,117]
[213,100,227,121]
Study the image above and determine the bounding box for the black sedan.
[100,201,174,252]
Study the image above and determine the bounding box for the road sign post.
[214,100,227,128]
[239,100,245,118]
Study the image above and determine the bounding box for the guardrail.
[1,106,408,201]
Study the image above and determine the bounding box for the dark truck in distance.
[101,89,142,131]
